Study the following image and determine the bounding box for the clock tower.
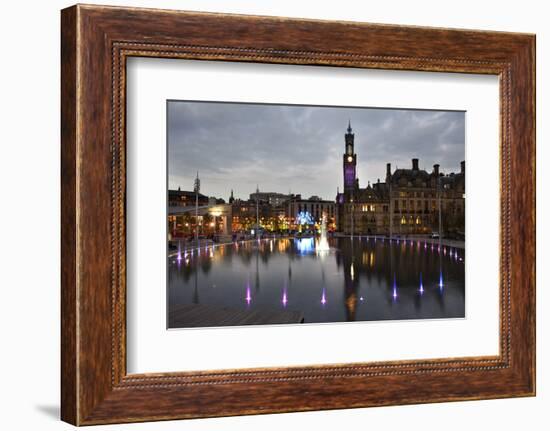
[343,120,357,195]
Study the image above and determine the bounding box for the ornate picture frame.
[61,4,535,425]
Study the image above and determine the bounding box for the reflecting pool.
[168,237,465,328]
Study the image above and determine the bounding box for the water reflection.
[168,237,465,326]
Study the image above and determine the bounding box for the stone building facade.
[336,123,465,237]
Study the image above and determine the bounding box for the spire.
[347,119,352,134]
[193,171,200,193]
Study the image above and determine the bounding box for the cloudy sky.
[168,101,464,201]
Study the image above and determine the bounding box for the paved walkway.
[169,303,304,328]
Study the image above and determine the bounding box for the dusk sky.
[167,101,465,202]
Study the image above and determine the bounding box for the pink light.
[321,288,327,306]
[245,283,252,305]
[281,285,288,307]
[176,242,182,264]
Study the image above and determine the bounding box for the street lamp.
[194,172,200,247]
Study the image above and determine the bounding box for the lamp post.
[194,171,200,248]
[389,181,393,240]
[438,176,442,249]
[350,193,354,239]
[255,185,259,238]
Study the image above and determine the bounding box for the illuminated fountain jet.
[281,287,288,307]
[316,213,331,254]
[245,282,252,306]
[392,274,398,301]
[176,241,182,265]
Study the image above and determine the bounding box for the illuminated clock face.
[347,156,353,162]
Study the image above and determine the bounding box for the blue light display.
[296,211,314,225]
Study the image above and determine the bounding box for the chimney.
[412,158,419,170]
[461,160,465,174]
[433,164,440,176]
[386,163,391,177]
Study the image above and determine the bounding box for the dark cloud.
[168,101,464,201]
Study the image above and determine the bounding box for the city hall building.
[336,122,465,237]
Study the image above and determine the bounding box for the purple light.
[321,288,327,306]
[424,241,427,250]
[392,274,398,301]
[419,272,424,294]
[431,244,434,251]
[282,287,288,307]
[176,242,182,264]
[245,283,252,306]
[439,271,444,291]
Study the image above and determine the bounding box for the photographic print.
[167,101,465,329]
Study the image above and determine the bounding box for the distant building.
[249,191,292,206]
[168,187,232,238]
[168,188,209,207]
[336,122,465,236]
[286,196,337,230]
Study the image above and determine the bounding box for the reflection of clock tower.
[343,120,357,196]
